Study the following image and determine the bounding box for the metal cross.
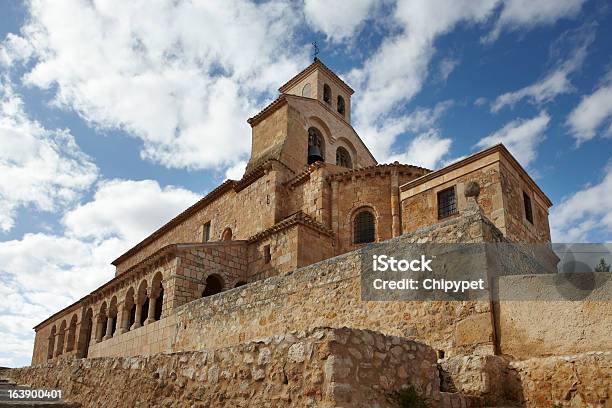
[312,41,319,60]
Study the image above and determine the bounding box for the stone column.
[95,319,104,343]
[102,316,114,340]
[132,303,143,330]
[391,167,400,237]
[331,180,339,248]
[144,296,157,325]
[54,332,63,357]
[116,304,128,335]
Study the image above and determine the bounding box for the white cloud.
[476,111,550,167]
[550,164,612,242]
[350,0,498,128]
[225,160,247,180]
[474,96,488,107]
[490,25,594,112]
[5,0,307,171]
[345,0,588,163]
[484,0,586,43]
[63,179,200,244]
[0,178,200,367]
[438,57,460,82]
[359,101,452,161]
[303,0,377,43]
[387,129,452,169]
[0,80,98,232]
[566,73,612,145]
[0,33,33,67]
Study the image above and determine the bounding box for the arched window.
[323,84,331,104]
[337,95,345,115]
[154,285,164,320]
[221,227,233,241]
[66,315,77,352]
[353,210,376,244]
[302,83,311,98]
[202,275,223,297]
[336,147,352,168]
[78,308,93,358]
[307,127,325,165]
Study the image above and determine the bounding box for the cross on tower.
[312,41,319,61]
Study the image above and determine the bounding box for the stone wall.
[170,210,500,359]
[115,165,283,275]
[496,274,612,359]
[508,352,612,407]
[9,327,443,408]
[400,145,551,244]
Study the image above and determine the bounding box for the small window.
[202,222,211,242]
[323,84,331,104]
[263,244,271,264]
[523,191,533,224]
[336,147,352,168]
[337,95,345,115]
[302,83,311,98]
[437,187,457,219]
[353,210,376,244]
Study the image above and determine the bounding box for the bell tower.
[278,58,354,124]
[244,59,375,176]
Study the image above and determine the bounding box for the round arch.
[202,274,224,297]
[336,146,352,168]
[348,205,379,245]
[221,227,233,241]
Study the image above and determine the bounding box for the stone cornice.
[326,163,431,183]
[247,211,333,244]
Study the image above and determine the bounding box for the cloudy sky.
[0,0,611,367]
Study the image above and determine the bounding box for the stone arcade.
[9,60,611,408]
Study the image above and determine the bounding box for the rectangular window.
[437,187,457,219]
[523,192,533,224]
[202,222,211,242]
[263,245,271,264]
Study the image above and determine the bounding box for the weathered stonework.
[17,59,611,408]
[10,328,446,408]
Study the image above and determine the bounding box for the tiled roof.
[246,95,288,126]
[326,162,431,182]
[111,180,237,266]
[247,211,333,243]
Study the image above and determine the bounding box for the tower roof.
[279,58,354,95]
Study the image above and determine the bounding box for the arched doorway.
[202,275,223,297]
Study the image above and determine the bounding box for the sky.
[0,0,611,367]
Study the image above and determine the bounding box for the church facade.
[30,59,552,365]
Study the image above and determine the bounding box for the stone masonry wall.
[495,273,612,359]
[9,327,442,408]
[508,352,612,407]
[115,166,283,275]
[170,210,500,359]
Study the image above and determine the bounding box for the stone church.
[31,58,552,366]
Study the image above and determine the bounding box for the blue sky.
[0,0,611,367]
